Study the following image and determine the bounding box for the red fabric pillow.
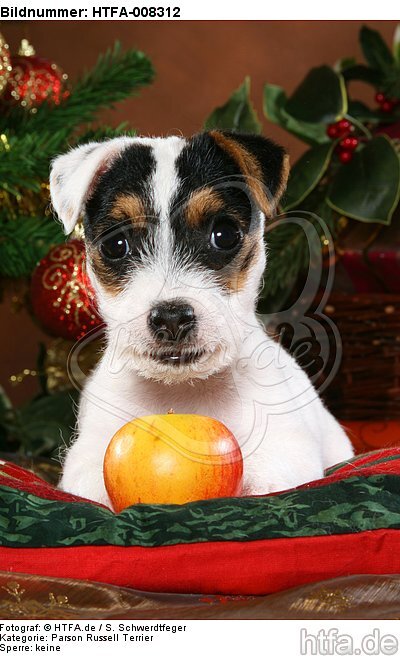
[0,450,399,595]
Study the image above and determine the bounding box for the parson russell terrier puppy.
[50,131,354,508]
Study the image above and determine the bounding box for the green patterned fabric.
[1,474,400,548]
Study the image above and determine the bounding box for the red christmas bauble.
[30,240,103,341]
[1,49,68,109]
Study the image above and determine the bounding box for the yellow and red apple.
[103,412,243,511]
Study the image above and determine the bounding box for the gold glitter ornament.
[0,33,11,95]
[30,240,103,341]
[0,182,50,221]
[1,38,69,110]
[44,337,103,393]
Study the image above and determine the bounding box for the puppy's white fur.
[51,136,354,508]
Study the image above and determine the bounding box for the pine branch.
[11,43,154,137]
[75,123,136,146]
[0,215,65,278]
[0,43,153,203]
[0,129,71,195]
[0,124,137,203]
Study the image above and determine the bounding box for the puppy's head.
[50,132,289,384]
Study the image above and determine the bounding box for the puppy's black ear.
[209,130,289,216]
[49,138,133,234]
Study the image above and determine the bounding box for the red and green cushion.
[1,449,400,595]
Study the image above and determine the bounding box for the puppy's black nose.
[148,301,196,342]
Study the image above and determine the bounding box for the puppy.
[50,131,354,508]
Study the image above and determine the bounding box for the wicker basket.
[322,293,400,420]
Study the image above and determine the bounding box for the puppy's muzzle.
[148,300,196,343]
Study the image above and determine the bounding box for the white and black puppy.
[50,131,353,508]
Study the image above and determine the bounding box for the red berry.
[381,100,395,113]
[338,149,353,164]
[327,123,339,139]
[327,119,355,140]
[337,119,352,135]
[339,136,359,150]
[375,92,386,104]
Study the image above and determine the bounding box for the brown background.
[1,20,397,405]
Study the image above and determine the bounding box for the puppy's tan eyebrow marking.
[185,187,225,227]
[111,193,147,226]
[89,249,126,296]
[209,131,289,217]
[217,233,261,294]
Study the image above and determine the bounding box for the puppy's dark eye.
[99,233,130,260]
[210,220,242,251]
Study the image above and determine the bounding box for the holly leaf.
[204,77,261,134]
[327,136,400,225]
[382,68,400,101]
[334,57,357,73]
[263,83,287,123]
[282,142,335,211]
[12,391,79,457]
[360,25,394,72]
[285,66,347,124]
[342,64,383,86]
[347,100,387,124]
[263,84,329,145]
